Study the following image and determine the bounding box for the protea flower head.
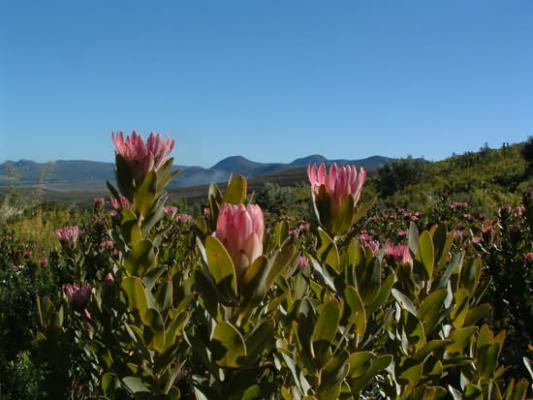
[384,242,413,267]
[62,283,91,310]
[176,213,193,224]
[163,205,178,216]
[55,226,82,243]
[110,195,132,210]
[112,130,175,184]
[307,162,367,235]
[215,203,264,275]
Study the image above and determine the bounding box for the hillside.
[371,142,532,214]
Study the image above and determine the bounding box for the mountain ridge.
[0,154,392,191]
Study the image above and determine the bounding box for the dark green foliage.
[376,156,429,197]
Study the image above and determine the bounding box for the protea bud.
[62,283,91,310]
[307,162,366,235]
[93,197,105,209]
[215,203,264,275]
[296,255,309,270]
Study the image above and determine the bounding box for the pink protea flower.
[55,226,82,243]
[289,228,300,236]
[99,240,114,250]
[203,207,211,216]
[454,230,464,241]
[385,242,413,266]
[472,236,483,244]
[93,197,105,208]
[360,232,373,242]
[296,255,309,270]
[62,283,91,310]
[112,131,175,184]
[39,257,48,267]
[110,195,132,210]
[307,163,367,210]
[524,252,533,262]
[299,223,310,232]
[215,204,264,274]
[163,205,178,216]
[364,240,380,254]
[104,272,115,283]
[176,213,193,224]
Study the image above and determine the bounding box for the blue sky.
[1,0,532,167]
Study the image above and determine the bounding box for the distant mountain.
[0,154,393,191]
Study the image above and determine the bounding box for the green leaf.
[144,308,166,353]
[164,310,189,351]
[462,257,482,296]
[241,255,268,299]
[436,252,464,289]
[318,350,350,400]
[479,343,500,379]
[205,236,238,299]
[133,170,157,217]
[344,286,366,336]
[357,258,381,305]
[211,321,246,368]
[348,352,374,379]
[245,319,275,364]
[121,276,149,323]
[123,376,150,393]
[274,220,290,247]
[155,275,173,311]
[262,245,298,294]
[366,272,395,315]
[331,194,355,236]
[101,373,121,397]
[418,288,447,333]
[399,363,423,384]
[509,379,529,400]
[392,288,417,316]
[124,239,157,277]
[121,209,142,245]
[408,221,420,254]
[312,299,340,362]
[464,304,491,326]
[414,340,451,362]
[349,354,392,394]
[451,288,470,328]
[446,326,477,354]
[317,229,340,272]
[352,195,377,225]
[313,185,332,233]
[223,174,247,204]
[416,231,434,280]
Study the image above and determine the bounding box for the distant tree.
[376,156,429,197]
[522,136,533,175]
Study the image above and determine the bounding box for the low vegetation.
[0,133,532,399]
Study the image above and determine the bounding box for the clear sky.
[1,0,532,167]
